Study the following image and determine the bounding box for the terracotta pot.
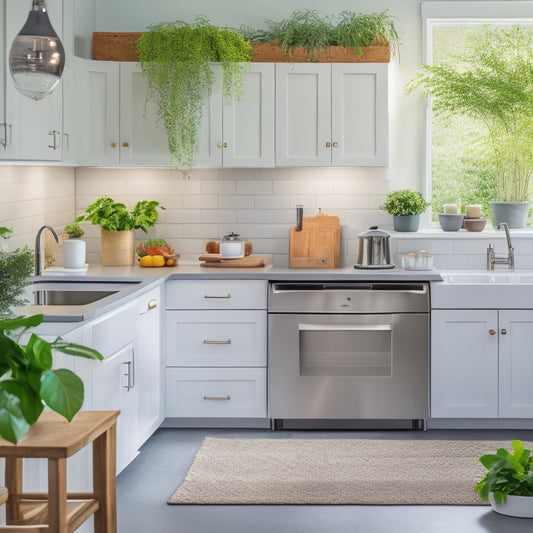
[100,228,135,266]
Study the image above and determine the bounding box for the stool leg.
[5,457,22,523]
[92,423,117,533]
[48,457,67,533]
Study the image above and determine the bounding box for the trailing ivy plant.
[406,26,533,203]
[136,17,252,171]
[0,227,34,319]
[0,314,103,443]
[241,9,399,60]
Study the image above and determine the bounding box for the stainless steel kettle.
[355,226,394,269]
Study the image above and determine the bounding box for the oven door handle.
[298,324,392,331]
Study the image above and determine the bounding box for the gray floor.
[116,427,533,533]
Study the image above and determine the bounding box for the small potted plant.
[380,189,430,232]
[77,197,164,266]
[63,221,86,269]
[475,439,533,518]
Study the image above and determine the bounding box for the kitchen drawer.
[166,280,267,310]
[91,301,137,357]
[165,367,267,418]
[166,310,266,366]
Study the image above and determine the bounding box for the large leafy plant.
[136,17,252,171]
[0,314,103,444]
[475,440,533,503]
[77,196,164,232]
[0,227,34,319]
[406,26,533,202]
[380,189,430,216]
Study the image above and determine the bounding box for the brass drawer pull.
[203,339,231,345]
[204,294,231,299]
[501,329,507,335]
[203,395,231,401]
[489,329,496,336]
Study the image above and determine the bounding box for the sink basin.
[33,290,118,306]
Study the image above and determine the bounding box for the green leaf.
[25,333,53,370]
[0,380,43,426]
[50,339,104,361]
[0,388,31,444]
[40,369,84,422]
[0,314,44,332]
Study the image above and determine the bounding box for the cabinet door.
[75,57,119,165]
[136,287,164,446]
[275,63,331,166]
[222,63,275,167]
[119,62,172,166]
[331,63,388,166]
[61,64,75,163]
[499,310,533,418]
[4,0,63,161]
[431,309,498,418]
[93,343,138,474]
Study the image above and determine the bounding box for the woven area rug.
[168,437,530,506]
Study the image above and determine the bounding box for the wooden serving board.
[199,254,270,268]
[289,214,340,269]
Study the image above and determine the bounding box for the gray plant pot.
[489,202,530,228]
[393,214,420,232]
[438,213,465,232]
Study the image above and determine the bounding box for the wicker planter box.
[92,32,390,63]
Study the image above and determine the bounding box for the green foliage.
[0,314,103,443]
[406,26,533,202]
[475,440,533,503]
[136,17,251,170]
[380,189,430,216]
[78,196,164,233]
[0,227,34,318]
[241,9,399,60]
[64,221,84,239]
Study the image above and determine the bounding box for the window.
[420,2,533,222]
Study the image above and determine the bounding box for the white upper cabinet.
[195,63,275,168]
[75,57,120,165]
[276,63,388,167]
[2,0,64,161]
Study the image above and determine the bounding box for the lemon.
[139,255,154,267]
[152,255,165,267]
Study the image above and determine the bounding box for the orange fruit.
[139,255,154,267]
[152,255,165,267]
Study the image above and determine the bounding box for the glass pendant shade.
[9,0,65,101]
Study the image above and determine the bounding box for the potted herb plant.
[406,26,533,228]
[380,189,430,232]
[475,439,533,518]
[136,17,252,171]
[77,196,164,266]
[63,221,86,270]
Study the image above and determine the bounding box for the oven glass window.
[298,324,392,377]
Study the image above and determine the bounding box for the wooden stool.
[0,410,119,533]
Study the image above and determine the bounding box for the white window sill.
[391,228,533,239]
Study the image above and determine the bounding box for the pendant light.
[9,0,65,101]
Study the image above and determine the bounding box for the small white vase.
[62,239,86,269]
[489,493,533,518]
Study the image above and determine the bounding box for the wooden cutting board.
[199,254,270,268]
[289,213,340,268]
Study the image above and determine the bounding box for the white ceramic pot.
[489,493,533,518]
[62,239,86,269]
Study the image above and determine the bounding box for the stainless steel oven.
[268,282,429,429]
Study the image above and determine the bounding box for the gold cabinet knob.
[489,329,496,336]
[332,142,339,148]
[501,329,507,335]
[217,142,228,148]
[217,142,222,148]
[223,142,228,148]
[326,141,331,148]
[122,142,129,148]
[110,142,117,148]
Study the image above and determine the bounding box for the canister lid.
[222,232,243,241]
[357,226,390,238]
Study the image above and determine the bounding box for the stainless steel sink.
[33,290,118,306]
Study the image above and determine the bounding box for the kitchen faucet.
[486,222,514,270]
[35,224,59,276]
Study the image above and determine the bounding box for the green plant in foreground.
[380,189,430,216]
[475,440,533,503]
[0,314,103,443]
[77,196,164,232]
[406,26,533,202]
[136,17,252,170]
[0,227,34,318]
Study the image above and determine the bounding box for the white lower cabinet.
[431,309,533,419]
[165,280,268,423]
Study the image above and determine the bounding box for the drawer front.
[92,301,137,356]
[165,367,267,418]
[166,280,267,310]
[166,310,266,367]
